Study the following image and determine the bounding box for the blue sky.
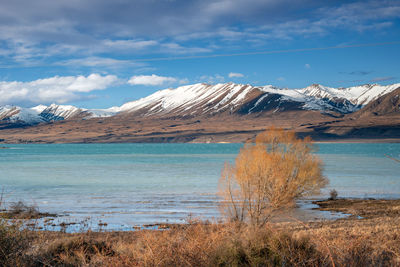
[0,0,399,108]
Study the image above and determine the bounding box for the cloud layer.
[0,1,398,108]
[128,75,179,86]
[228,72,244,78]
[0,74,118,106]
[0,0,398,68]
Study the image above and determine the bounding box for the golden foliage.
[219,127,327,226]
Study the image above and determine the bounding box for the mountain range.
[0,82,399,143]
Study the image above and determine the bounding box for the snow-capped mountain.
[351,87,400,118]
[115,82,400,116]
[0,104,116,125]
[0,105,46,124]
[40,104,116,121]
[1,82,399,125]
[114,83,257,116]
[297,83,400,113]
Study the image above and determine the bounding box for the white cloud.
[228,72,244,78]
[102,39,158,50]
[57,57,144,69]
[199,74,225,84]
[0,73,118,106]
[370,76,395,83]
[277,77,285,81]
[160,42,212,54]
[128,74,178,86]
[305,63,311,69]
[179,78,190,84]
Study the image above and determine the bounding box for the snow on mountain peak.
[40,104,85,121]
[117,82,257,116]
[31,105,47,113]
[0,105,45,124]
[85,82,400,116]
[0,103,117,124]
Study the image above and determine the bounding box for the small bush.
[269,232,326,266]
[1,201,55,220]
[5,201,40,219]
[329,189,338,200]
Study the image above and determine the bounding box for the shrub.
[219,127,327,227]
[8,201,40,219]
[211,224,326,266]
[329,189,338,200]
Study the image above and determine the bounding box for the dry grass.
[0,218,32,266]
[25,222,327,267]
[1,198,399,266]
[290,216,400,266]
[0,215,394,267]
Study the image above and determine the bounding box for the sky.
[0,0,399,109]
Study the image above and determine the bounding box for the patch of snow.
[86,109,117,118]
[248,94,269,114]
[31,105,48,113]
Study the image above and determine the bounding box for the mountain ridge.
[0,82,399,143]
[1,82,399,126]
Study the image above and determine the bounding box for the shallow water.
[0,143,399,231]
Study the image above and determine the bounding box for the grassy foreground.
[1,198,400,267]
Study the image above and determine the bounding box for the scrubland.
[1,198,399,267]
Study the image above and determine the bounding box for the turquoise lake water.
[0,143,399,231]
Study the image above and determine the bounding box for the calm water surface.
[0,143,399,231]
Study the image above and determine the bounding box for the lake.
[0,143,399,231]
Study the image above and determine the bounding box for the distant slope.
[350,87,400,118]
[304,88,400,139]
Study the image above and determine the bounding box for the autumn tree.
[219,127,327,227]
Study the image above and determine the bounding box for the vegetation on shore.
[0,201,56,220]
[1,198,400,266]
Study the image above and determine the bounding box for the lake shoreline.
[1,137,400,144]
[4,197,399,230]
